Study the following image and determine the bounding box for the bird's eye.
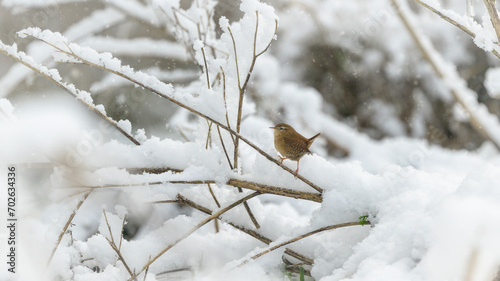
[279,127,284,130]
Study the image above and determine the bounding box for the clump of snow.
[117,119,132,135]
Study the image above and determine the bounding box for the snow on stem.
[0,40,140,146]
[413,0,500,59]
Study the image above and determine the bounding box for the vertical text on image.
[6,166,17,274]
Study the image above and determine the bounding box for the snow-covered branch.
[0,40,140,145]
[395,0,500,150]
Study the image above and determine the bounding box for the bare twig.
[177,194,213,214]
[238,221,371,267]
[103,210,116,244]
[130,192,261,280]
[284,249,314,265]
[219,66,235,145]
[483,0,500,42]
[119,215,127,251]
[151,199,179,204]
[47,190,92,266]
[205,120,213,149]
[102,210,135,278]
[201,47,210,89]
[217,125,234,170]
[143,261,150,281]
[206,183,221,208]
[126,167,183,174]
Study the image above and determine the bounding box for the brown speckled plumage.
[270,123,320,176]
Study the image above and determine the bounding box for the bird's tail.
[308,133,320,144]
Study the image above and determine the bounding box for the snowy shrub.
[2,0,500,281]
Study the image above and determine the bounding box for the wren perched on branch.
[270,123,320,176]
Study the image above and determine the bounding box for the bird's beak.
[269,126,275,129]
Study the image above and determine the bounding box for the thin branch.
[119,215,127,251]
[219,66,235,145]
[126,167,183,174]
[103,209,116,244]
[143,261,150,281]
[242,200,261,229]
[227,26,241,91]
[226,179,322,203]
[0,45,141,146]
[217,125,234,170]
[237,221,371,267]
[201,47,210,89]
[69,178,322,203]
[102,210,135,278]
[151,199,179,204]
[284,249,314,265]
[483,0,500,42]
[206,183,221,208]
[177,194,213,214]
[395,0,500,150]
[205,120,213,149]
[130,192,261,280]
[47,190,92,266]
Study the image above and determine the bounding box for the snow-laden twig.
[0,8,125,98]
[0,40,141,146]
[395,0,500,150]
[413,0,500,59]
[102,210,134,278]
[19,28,323,192]
[237,221,371,267]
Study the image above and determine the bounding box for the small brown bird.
[270,123,320,176]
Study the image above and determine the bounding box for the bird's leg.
[279,156,287,164]
[294,160,300,178]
